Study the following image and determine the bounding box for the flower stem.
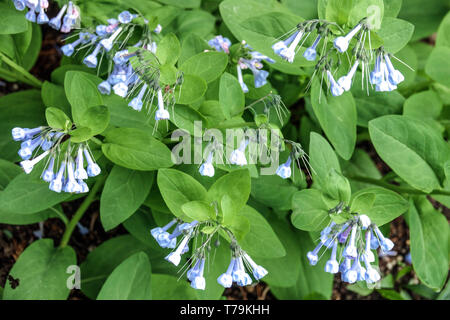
[0,52,42,88]
[59,174,107,248]
[348,175,450,196]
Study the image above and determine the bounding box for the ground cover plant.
[0,0,449,300]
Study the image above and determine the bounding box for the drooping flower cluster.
[208,36,274,93]
[151,219,268,290]
[276,140,311,180]
[307,212,394,285]
[13,0,80,32]
[61,10,179,122]
[272,19,407,97]
[12,126,101,193]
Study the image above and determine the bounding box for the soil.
[0,15,448,301]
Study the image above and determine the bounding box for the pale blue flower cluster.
[273,20,406,97]
[307,214,394,285]
[13,0,80,32]
[12,126,100,193]
[151,219,268,290]
[209,36,274,93]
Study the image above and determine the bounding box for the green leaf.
[436,11,450,48]
[0,172,71,214]
[64,71,103,124]
[45,107,71,131]
[176,74,207,105]
[3,239,76,299]
[238,205,286,258]
[311,79,356,160]
[369,115,450,192]
[220,0,311,74]
[377,289,406,300]
[425,47,450,87]
[80,235,165,299]
[69,126,92,143]
[208,169,251,214]
[377,18,414,53]
[250,175,298,211]
[407,198,449,291]
[219,72,245,119]
[0,3,28,35]
[258,217,303,288]
[157,168,208,220]
[398,0,447,41]
[179,33,209,66]
[102,128,173,171]
[323,169,351,203]
[350,192,375,213]
[270,231,333,299]
[97,252,152,300]
[151,274,197,299]
[177,9,216,39]
[156,33,180,66]
[181,200,215,222]
[0,90,46,161]
[100,166,154,231]
[41,81,71,116]
[179,51,228,83]
[80,105,110,136]
[309,132,341,188]
[291,189,330,231]
[169,104,207,135]
[0,158,22,190]
[351,81,405,127]
[351,187,408,225]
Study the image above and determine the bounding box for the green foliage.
[1,0,449,301]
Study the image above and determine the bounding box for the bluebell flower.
[83,44,102,68]
[83,148,101,177]
[98,81,111,95]
[303,35,321,61]
[384,54,404,86]
[273,28,305,63]
[217,258,235,288]
[229,138,248,166]
[19,136,43,160]
[187,259,202,281]
[48,3,67,30]
[337,60,359,92]
[100,27,123,52]
[373,226,394,252]
[42,156,55,182]
[151,219,177,239]
[333,23,363,53]
[190,259,206,290]
[74,146,88,180]
[64,159,81,193]
[326,70,344,96]
[208,35,232,53]
[243,253,268,280]
[307,213,393,285]
[324,240,339,274]
[199,151,215,177]
[152,217,268,290]
[25,8,36,22]
[76,222,89,235]
[370,54,383,85]
[236,64,249,93]
[13,0,26,11]
[11,126,42,141]
[276,156,292,179]
[128,83,148,111]
[118,10,136,24]
[155,88,170,121]
[36,6,49,24]
[20,150,49,174]
[49,160,66,193]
